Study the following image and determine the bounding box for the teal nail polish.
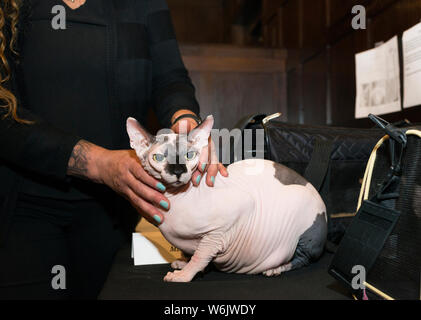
[196,175,202,184]
[201,163,206,171]
[156,182,166,192]
[211,176,215,185]
[159,200,169,210]
[153,215,162,224]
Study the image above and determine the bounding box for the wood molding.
[181,45,287,73]
[167,0,225,7]
[180,44,287,58]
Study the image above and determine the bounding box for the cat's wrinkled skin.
[127,116,327,282]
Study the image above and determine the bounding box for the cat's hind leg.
[285,212,327,271]
[262,251,311,277]
[262,212,327,277]
[262,241,320,277]
[292,211,327,268]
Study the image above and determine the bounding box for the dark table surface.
[99,245,351,300]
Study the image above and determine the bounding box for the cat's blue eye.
[185,151,197,161]
[153,154,166,162]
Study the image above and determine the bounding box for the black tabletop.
[99,244,351,300]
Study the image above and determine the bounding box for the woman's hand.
[193,136,228,187]
[67,140,168,225]
[171,112,228,187]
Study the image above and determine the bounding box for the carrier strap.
[304,138,334,196]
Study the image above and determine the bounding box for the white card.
[355,36,401,119]
[403,22,421,109]
[131,220,183,266]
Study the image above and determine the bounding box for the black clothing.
[0,0,200,298]
[0,0,199,243]
[0,193,126,300]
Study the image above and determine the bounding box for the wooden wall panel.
[262,0,286,20]
[280,0,302,49]
[327,0,367,27]
[263,10,282,48]
[192,72,284,130]
[302,52,328,125]
[301,1,327,54]
[330,29,369,127]
[167,0,227,43]
[181,45,288,130]
[287,66,303,124]
[368,0,421,45]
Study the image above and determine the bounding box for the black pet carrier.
[229,113,384,245]
[329,114,421,300]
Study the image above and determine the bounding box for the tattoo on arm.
[67,140,93,179]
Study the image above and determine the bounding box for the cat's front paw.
[163,270,193,282]
[171,260,188,270]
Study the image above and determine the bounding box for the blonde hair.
[0,0,31,124]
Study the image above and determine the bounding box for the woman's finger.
[206,163,219,186]
[205,137,221,186]
[208,138,219,164]
[191,170,202,186]
[126,174,170,211]
[192,142,209,186]
[218,163,229,177]
[126,188,164,226]
[197,143,209,173]
[129,159,167,193]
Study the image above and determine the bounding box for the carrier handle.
[368,114,407,147]
[357,129,421,211]
[368,114,407,203]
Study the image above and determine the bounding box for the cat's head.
[127,115,214,188]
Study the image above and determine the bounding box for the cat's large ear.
[188,115,214,149]
[126,117,154,151]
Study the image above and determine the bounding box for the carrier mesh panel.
[367,135,421,300]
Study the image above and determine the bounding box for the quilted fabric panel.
[266,122,384,163]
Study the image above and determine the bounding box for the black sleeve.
[0,61,81,182]
[146,0,200,128]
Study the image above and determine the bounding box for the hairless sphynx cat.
[127,115,327,282]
